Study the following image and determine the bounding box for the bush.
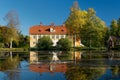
[57,38,72,50]
[0,43,4,48]
[37,36,53,50]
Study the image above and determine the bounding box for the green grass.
[0,48,28,51]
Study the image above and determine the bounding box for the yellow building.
[29,24,67,47]
[29,23,83,48]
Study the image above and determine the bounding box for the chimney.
[62,24,65,27]
[50,22,55,27]
[40,22,43,26]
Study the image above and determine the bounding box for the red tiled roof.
[29,25,67,35]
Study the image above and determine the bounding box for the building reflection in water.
[30,51,38,64]
[72,51,82,61]
[30,51,70,73]
[29,51,82,73]
[30,63,67,73]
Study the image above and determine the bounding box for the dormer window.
[50,28,55,32]
[38,30,41,32]
[61,29,64,32]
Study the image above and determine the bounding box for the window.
[38,30,41,32]
[52,35,55,39]
[56,35,59,39]
[61,30,64,32]
[61,35,64,38]
[39,35,41,39]
[33,35,36,39]
[33,42,36,44]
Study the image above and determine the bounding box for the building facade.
[29,24,67,47]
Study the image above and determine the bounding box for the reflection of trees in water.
[0,51,29,61]
[111,66,120,76]
[37,51,73,61]
[81,51,104,59]
[58,51,72,60]
[37,51,52,61]
[30,51,81,62]
[0,55,20,71]
[0,55,20,80]
[107,51,120,59]
[65,65,105,80]
[5,71,20,80]
[80,51,105,67]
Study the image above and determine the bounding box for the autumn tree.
[4,10,20,48]
[65,1,87,35]
[65,1,107,47]
[0,26,11,47]
[81,8,107,47]
[0,26,4,48]
[66,66,105,80]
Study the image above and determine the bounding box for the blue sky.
[0,0,120,35]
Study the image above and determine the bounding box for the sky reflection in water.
[0,51,120,80]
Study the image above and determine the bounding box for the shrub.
[0,43,4,48]
[57,38,72,50]
[37,36,53,50]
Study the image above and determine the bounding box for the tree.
[109,18,120,37]
[80,8,107,47]
[110,20,118,36]
[104,27,110,47]
[12,32,29,48]
[0,26,11,47]
[66,66,105,80]
[65,1,107,47]
[65,1,87,35]
[37,36,53,50]
[81,8,106,47]
[57,38,72,50]
[117,18,120,36]
[4,10,20,48]
[0,26,3,43]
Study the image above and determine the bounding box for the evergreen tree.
[110,20,118,36]
[117,18,120,36]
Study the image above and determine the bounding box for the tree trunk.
[10,38,13,48]
[74,34,76,47]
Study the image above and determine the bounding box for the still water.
[0,51,120,80]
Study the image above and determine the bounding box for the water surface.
[0,51,120,80]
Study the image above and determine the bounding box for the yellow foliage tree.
[65,2,87,35]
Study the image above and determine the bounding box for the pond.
[0,51,120,80]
